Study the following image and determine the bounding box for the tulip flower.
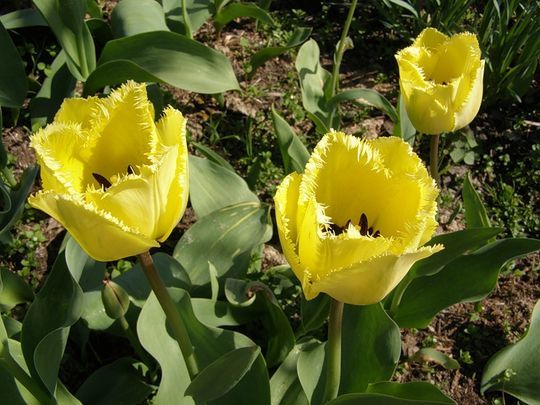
[396,27,484,135]
[29,81,189,261]
[274,132,443,305]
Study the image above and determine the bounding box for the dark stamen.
[329,223,343,236]
[373,230,381,238]
[368,226,373,236]
[92,173,112,189]
[359,213,368,236]
[127,165,134,175]
[345,219,352,229]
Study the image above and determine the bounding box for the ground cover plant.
[1,0,539,404]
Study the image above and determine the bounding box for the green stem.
[0,355,54,405]
[181,0,193,39]
[1,167,17,188]
[429,134,440,184]
[327,0,358,128]
[138,252,198,378]
[118,315,154,367]
[322,299,344,403]
[330,0,358,97]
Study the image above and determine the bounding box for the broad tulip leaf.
[366,382,454,403]
[409,348,460,370]
[115,253,191,308]
[161,0,213,35]
[340,303,401,394]
[481,299,540,404]
[224,279,295,367]
[0,22,28,107]
[297,340,326,404]
[85,31,239,94]
[329,88,398,124]
[298,293,331,337]
[214,3,274,32]
[409,227,503,278]
[21,251,84,395]
[189,155,259,218]
[393,95,415,144]
[76,357,153,405]
[393,238,540,328]
[0,268,34,312]
[327,391,453,404]
[191,298,254,328]
[33,0,96,80]
[0,9,47,29]
[271,106,310,175]
[295,39,334,133]
[30,50,76,129]
[249,27,312,78]
[462,173,490,228]
[137,288,270,405]
[174,202,271,291]
[0,167,38,239]
[192,143,235,172]
[111,0,169,37]
[2,316,22,339]
[185,346,261,402]
[269,344,309,405]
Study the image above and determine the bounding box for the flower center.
[327,212,381,238]
[91,165,135,190]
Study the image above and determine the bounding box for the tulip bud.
[101,280,130,319]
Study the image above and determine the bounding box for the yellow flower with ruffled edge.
[274,132,443,305]
[396,27,484,135]
[29,81,189,262]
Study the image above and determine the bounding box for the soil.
[1,6,538,404]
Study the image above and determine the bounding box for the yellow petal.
[54,96,102,130]
[453,60,484,130]
[31,123,87,193]
[154,107,189,241]
[84,81,157,181]
[29,192,158,261]
[413,27,448,50]
[307,245,444,305]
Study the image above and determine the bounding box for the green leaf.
[2,316,22,339]
[327,393,452,404]
[393,238,540,328]
[249,27,312,78]
[214,3,274,32]
[462,173,490,228]
[409,348,460,370]
[481,299,540,404]
[393,94,415,144]
[173,202,271,291]
[271,106,310,175]
[0,167,38,239]
[409,227,503,278]
[85,31,239,94]
[269,344,309,405]
[189,155,259,218]
[0,9,47,29]
[297,339,326,404]
[76,358,153,405]
[298,293,330,337]
[137,288,270,405]
[33,0,96,80]
[295,39,333,133]
[115,252,191,308]
[0,268,34,312]
[161,0,213,35]
[366,382,454,403]
[329,88,398,124]
[192,143,235,172]
[185,346,261,402]
[0,22,28,107]
[191,298,254,327]
[339,303,401,394]
[30,50,76,129]
[224,279,295,367]
[21,251,84,395]
[111,0,169,38]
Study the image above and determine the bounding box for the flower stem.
[181,0,193,39]
[429,134,440,184]
[138,251,198,378]
[322,298,344,403]
[118,315,154,367]
[330,0,358,97]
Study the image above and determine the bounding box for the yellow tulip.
[396,27,484,135]
[274,132,443,305]
[29,81,189,261]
